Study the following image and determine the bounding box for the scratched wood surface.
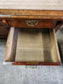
[0,0,63,10]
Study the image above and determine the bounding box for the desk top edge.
[0,9,63,20]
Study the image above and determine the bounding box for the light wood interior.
[15,28,44,62]
[5,27,61,63]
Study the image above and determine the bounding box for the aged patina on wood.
[0,0,63,35]
[0,9,63,38]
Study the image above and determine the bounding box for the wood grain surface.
[15,28,60,63]
[0,20,9,38]
[0,9,63,20]
[15,28,44,62]
[7,19,55,28]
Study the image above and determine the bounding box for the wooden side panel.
[5,27,18,62]
[0,26,8,38]
[5,27,15,61]
[0,20,9,38]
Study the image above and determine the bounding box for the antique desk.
[0,0,63,65]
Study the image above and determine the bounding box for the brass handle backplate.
[26,20,38,26]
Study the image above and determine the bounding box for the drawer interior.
[5,28,61,65]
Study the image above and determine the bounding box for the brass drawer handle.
[26,20,38,26]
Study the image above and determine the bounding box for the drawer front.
[7,19,56,28]
[5,27,61,65]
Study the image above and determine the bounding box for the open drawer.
[4,27,61,65]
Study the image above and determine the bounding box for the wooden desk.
[0,0,63,65]
[0,0,63,36]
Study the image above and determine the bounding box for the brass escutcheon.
[26,20,38,26]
